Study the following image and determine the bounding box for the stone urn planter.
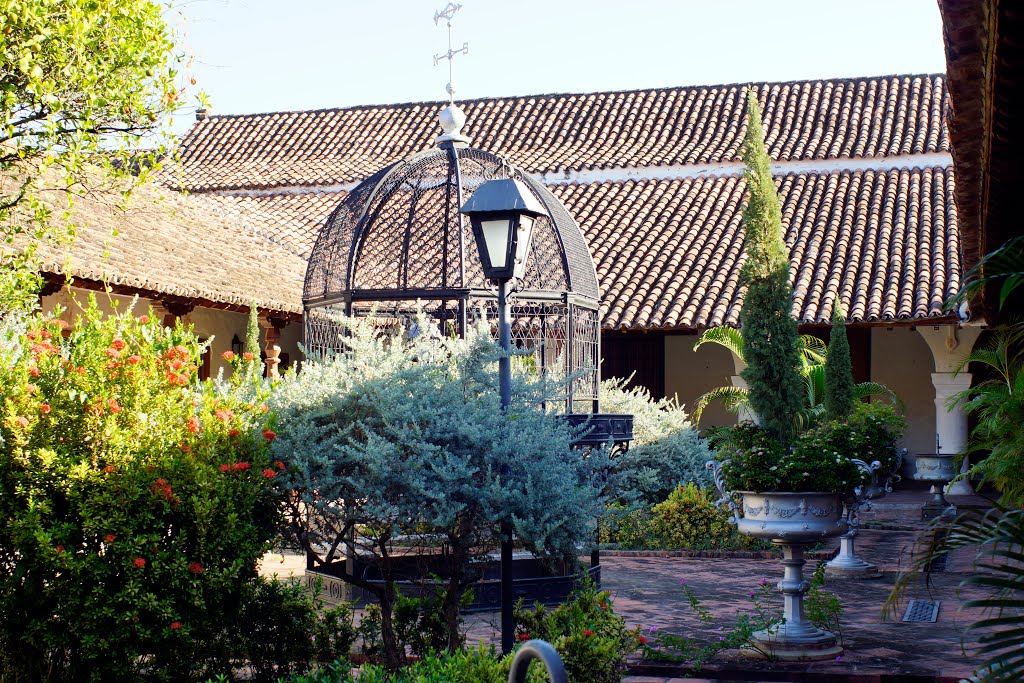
[826,453,902,579]
[912,453,957,519]
[708,462,848,661]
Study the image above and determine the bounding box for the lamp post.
[461,177,544,654]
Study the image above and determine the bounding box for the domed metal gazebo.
[303,111,603,414]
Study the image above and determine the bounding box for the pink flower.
[14,416,29,429]
[214,409,235,422]
[242,352,255,361]
[138,315,149,324]
[187,417,200,433]
[29,366,40,377]
[221,351,235,361]
[39,403,51,415]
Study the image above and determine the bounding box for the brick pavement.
[262,488,997,682]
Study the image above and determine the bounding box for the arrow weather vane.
[434,3,468,103]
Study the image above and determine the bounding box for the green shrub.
[356,586,465,662]
[847,401,906,474]
[647,483,756,551]
[235,578,357,682]
[514,579,638,683]
[600,377,712,504]
[0,298,281,682]
[600,501,653,547]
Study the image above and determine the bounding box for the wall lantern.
[231,334,243,356]
[460,178,545,282]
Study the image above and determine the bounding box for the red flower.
[187,417,200,433]
[29,366,40,377]
[583,629,595,637]
[232,462,251,471]
[262,429,277,442]
[27,331,38,340]
[228,429,240,438]
[105,534,115,544]
[259,405,269,413]
[214,409,235,422]
[275,460,285,470]
[14,416,29,429]
[53,319,69,330]
[127,354,142,365]
[170,621,182,630]
[244,351,256,361]
[103,465,115,474]
[174,345,189,357]
[517,633,530,642]
[106,347,121,359]
[261,468,276,479]
[221,351,235,361]
[133,557,146,568]
[599,601,607,610]
[180,443,192,454]
[169,359,184,371]
[188,562,203,574]
[108,398,122,413]
[138,315,149,324]
[39,403,51,415]
[56,545,64,554]
[637,635,648,645]
[218,464,231,473]
[111,338,126,351]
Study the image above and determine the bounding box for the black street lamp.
[461,177,544,654]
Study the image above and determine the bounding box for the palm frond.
[800,335,827,365]
[951,235,1024,311]
[888,507,1024,683]
[691,385,749,426]
[693,326,744,362]
[853,382,904,411]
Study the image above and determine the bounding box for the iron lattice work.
[303,146,602,412]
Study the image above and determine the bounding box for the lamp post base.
[825,531,882,579]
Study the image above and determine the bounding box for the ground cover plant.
[0,297,284,682]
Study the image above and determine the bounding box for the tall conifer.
[245,303,261,356]
[738,91,805,443]
[824,300,855,420]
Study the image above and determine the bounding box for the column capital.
[918,325,983,373]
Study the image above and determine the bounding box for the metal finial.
[433,3,470,147]
[433,3,468,104]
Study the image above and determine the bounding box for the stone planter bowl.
[736,492,848,543]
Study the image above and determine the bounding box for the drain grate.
[902,599,941,623]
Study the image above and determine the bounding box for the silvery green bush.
[599,377,712,505]
[270,315,609,667]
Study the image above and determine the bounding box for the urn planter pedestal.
[912,453,957,520]
[826,455,897,579]
[708,462,849,663]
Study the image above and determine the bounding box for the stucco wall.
[39,287,302,378]
[870,326,936,469]
[665,333,737,430]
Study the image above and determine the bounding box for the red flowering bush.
[0,297,282,681]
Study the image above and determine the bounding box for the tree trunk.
[378,582,403,671]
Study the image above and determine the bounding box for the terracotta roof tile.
[168,74,948,192]
[26,180,307,314]
[547,166,959,329]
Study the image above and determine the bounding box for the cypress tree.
[738,91,805,443]
[245,302,261,356]
[823,299,855,420]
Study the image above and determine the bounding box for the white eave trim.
[536,152,953,185]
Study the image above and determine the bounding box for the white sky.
[168,0,947,134]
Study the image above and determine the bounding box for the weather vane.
[433,3,468,103]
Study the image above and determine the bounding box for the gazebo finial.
[433,3,470,148]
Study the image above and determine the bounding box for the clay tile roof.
[168,74,949,193]
[552,166,960,329]
[29,179,306,314]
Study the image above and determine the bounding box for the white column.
[917,325,983,495]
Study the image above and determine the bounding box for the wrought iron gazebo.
[303,113,604,414]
